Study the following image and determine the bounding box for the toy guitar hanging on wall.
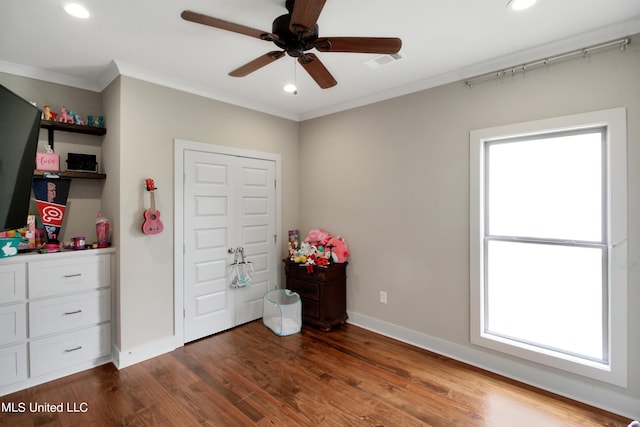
[142,178,164,235]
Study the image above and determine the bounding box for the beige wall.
[2,33,638,416]
[0,72,300,356]
[115,77,300,350]
[299,37,640,413]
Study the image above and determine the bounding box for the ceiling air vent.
[364,53,404,69]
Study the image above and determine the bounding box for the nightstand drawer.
[29,289,111,338]
[29,323,111,377]
[0,303,26,346]
[0,263,26,304]
[28,254,111,299]
[284,264,345,281]
[301,299,319,318]
[287,279,320,301]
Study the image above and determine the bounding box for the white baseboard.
[347,311,640,420]
[0,356,111,397]
[112,335,182,369]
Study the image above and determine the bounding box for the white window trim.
[469,108,627,387]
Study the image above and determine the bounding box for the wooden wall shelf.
[33,170,106,180]
[40,120,106,136]
[36,119,107,179]
[40,119,106,152]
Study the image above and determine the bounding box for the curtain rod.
[464,37,631,87]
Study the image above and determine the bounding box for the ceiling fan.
[181,0,402,89]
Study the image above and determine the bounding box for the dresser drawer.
[287,278,320,301]
[0,263,26,304]
[29,289,111,338]
[283,261,347,281]
[301,298,320,318]
[0,343,27,387]
[283,260,347,331]
[0,303,26,346]
[29,323,111,377]
[28,254,111,299]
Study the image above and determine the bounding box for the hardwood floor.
[0,321,632,426]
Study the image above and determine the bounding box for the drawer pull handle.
[64,273,82,278]
[64,346,83,353]
[63,310,82,315]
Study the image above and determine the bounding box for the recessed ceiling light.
[507,0,537,11]
[64,3,90,19]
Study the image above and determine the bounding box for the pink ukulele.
[142,178,163,235]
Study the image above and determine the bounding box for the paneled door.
[182,150,277,343]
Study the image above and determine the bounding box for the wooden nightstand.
[283,260,348,331]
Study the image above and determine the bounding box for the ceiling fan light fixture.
[63,3,90,19]
[506,0,537,11]
[181,0,401,89]
[283,84,298,95]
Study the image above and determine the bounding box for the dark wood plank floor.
[0,321,632,426]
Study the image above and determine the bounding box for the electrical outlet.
[379,291,387,304]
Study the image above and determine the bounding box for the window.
[469,108,627,386]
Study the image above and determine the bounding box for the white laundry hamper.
[263,289,302,336]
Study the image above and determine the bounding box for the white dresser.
[0,248,114,396]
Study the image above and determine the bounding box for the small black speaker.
[66,153,97,172]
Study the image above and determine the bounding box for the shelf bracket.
[47,127,55,151]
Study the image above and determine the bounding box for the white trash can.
[263,289,302,336]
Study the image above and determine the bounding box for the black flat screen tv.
[0,84,41,232]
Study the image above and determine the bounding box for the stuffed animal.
[325,236,349,263]
[316,256,329,267]
[293,242,315,264]
[304,229,329,245]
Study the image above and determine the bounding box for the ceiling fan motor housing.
[180,0,401,90]
[272,13,319,57]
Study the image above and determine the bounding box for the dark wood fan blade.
[229,51,285,77]
[181,10,277,41]
[298,53,336,89]
[314,37,402,54]
[289,0,327,34]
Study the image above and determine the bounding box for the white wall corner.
[112,335,182,369]
[96,60,121,92]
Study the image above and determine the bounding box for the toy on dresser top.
[288,228,349,273]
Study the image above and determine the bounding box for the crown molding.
[110,60,300,122]
[298,18,640,121]
[2,17,638,123]
[0,60,101,92]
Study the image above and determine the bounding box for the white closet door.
[183,150,276,342]
[234,157,276,326]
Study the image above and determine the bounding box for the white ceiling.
[1,0,639,121]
